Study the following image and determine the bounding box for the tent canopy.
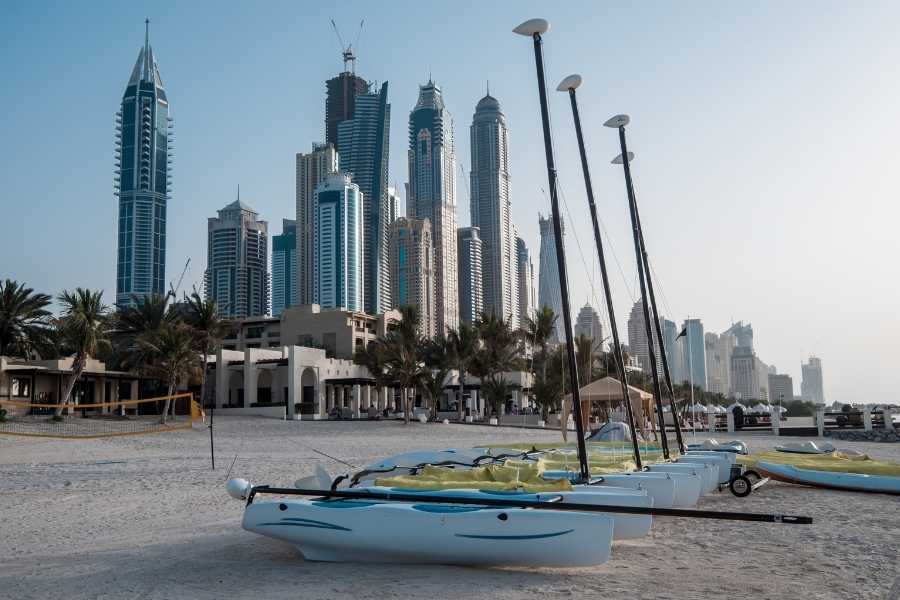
[563,376,654,404]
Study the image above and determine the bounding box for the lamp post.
[556,75,642,469]
[513,19,590,482]
[607,117,671,459]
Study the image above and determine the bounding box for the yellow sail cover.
[739,451,900,477]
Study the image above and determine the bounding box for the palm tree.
[446,321,480,420]
[110,293,179,371]
[418,335,453,420]
[0,279,52,358]
[55,289,110,416]
[354,338,388,412]
[135,323,199,423]
[471,312,521,423]
[182,291,231,408]
[574,334,595,387]
[382,305,424,424]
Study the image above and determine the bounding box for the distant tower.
[325,56,369,152]
[205,195,269,319]
[271,219,297,317]
[537,214,564,341]
[115,21,173,307]
[515,236,535,323]
[681,318,707,390]
[470,92,515,326]
[337,81,391,315]
[575,304,603,347]
[457,227,484,324]
[313,173,364,311]
[295,143,339,305]
[801,356,825,403]
[390,217,435,338]
[407,80,458,334]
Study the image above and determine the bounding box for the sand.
[1,417,898,600]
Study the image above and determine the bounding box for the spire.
[145,18,150,53]
[143,19,153,82]
[486,80,490,96]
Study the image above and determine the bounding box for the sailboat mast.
[559,79,642,469]
[516,19,591,482]
[615,126,671,460]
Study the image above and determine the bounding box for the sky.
[1,1,899,403]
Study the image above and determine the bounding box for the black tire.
[730,475,752,497]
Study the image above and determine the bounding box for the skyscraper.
[205,197,269,319]
[768,373,794,406]
[730,346,760,401]
[457,227,483,324]
[801,356,825,403]
[271,219,296,317]
[115,22,172,307]
[681,318,707,390]
[407,80,458,334]
[390,217,435,338]
[337,82,391,315]
[470,93,515,326]
[295,143,339,305]
[575,304,603,347]
[537,214,564,341]
[660,318,682,382]
[705,331,734,395]
[627,300,660,375]
[313,173,364,312]
[515,235,535,323]
[325,66,368,151]
[387,186,400,225]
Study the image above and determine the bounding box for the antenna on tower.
[330,18,365,74]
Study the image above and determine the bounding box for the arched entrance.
[228,371,244,407]
[300,368,317,415]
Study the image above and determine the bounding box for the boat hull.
[242,498,614,566]
[755,461,900,495]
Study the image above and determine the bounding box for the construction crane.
[168,258,191,300]
[330,18,365,73]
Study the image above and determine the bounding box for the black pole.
[565,88,642,469]
[209,400,216,470]
[528,31,590,482]
[616,126,670,459]
[631,196,686,453]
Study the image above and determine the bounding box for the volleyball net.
[0,393,203,438]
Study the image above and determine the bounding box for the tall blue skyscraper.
[660,318,683,382]
[537,214,563,341]
[314,173,364,311]
[115,21,172,307]
[457,226,483,324]
[271,219,296,317]
[337,82,391,315]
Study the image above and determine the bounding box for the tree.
[55,289,110,416]
[382,305,424,424]
[521,307,559,420]
[446,321,480,420]
[354,338,389,412]
[471,312,521,423]
[182,291,232,408]
[418,335,453,420]
[135,322,199,423]
[574,333,596,387]
[110,293,179,371]
[0,279,52,358]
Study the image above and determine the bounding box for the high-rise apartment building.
[768,373,794,406]
[575,304,603,347]
[627,300,661,375]
[705,331,734,396]
[457,227,484,324]
[390,217,435,338]
[387,186,399,225]
[801,356,825,403]
[516,235,535,323]
[730,346,760,401]
[470,93,516,326]
[681,318,707,391]
[407,80,458,334]
[660,318,683,382]
[115,23,173,307]
[537,214,564,341]
[271,219,296,317]
[337,82,391,315]
[205,197,269,319]
[295,143,339,305]
[313,173,364,312]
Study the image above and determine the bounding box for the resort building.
[337,82,392,315]
[271,219,296,317]
[1,356,143,406]
[470,92,516,327]
[457,226,484,325]
[115,22,173,307]
[389,218,436,337]
[407,79,459,334]
[205,197,270,319]
[313,173,364,312]
[295,143,339,305]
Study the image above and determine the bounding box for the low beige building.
[0,355,143,407]
[223,304,401,360]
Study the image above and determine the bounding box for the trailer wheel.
[730,475,752,497]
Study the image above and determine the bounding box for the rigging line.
[646,257,677,322]
[594,206,637,303]
[555,185,606,321]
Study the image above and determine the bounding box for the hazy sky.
[2,1,898,403]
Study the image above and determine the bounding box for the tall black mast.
[558,76,642,469]
[514,18,591,482]
[611,120,671,459]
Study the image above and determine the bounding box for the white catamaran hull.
[242,498,614,566]
[755,462,900,495]
[647,463,715,495]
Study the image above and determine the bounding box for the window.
[11,377,31,398]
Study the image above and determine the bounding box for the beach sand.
[1,417,897,600]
